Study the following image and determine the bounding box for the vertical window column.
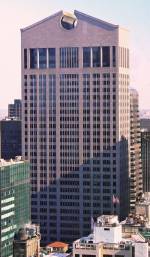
[112,46,116,67]
[39,48,47,69]
[102,47,110,67]
[92,47,100,67]
[30,49,37,69]
[24,49,27,69]
[83,47,91,68]
[48,48,56,68]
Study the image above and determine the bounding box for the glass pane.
[24,49,27,69]
[30,49,37,69]
[92,47,100,67]
[112,46,116,67]
[102,47,110,67]
[39,48,47,69]
[83,47,91,67]
[49,48,56,68]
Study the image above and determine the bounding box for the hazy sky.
[0,0,150,110]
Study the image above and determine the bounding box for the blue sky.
[0,0,150,110]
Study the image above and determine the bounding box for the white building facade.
[73,215,148,257]
[21,11,130,243]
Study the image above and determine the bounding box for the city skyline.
[1,0,150,110]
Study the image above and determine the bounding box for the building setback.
[0,119,21,160]
[21,11,130,243]
[0,158,30,257]
[130,88,143,211]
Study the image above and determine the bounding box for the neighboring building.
[141,130,150,193]
[140,118,150,131]
[0,118,21,159]
[73,215,148,257]
[121,193,150,243]
[45,242,69,253]
[130,88,143,212]
[0,158,30,257]
[13,224,40,257]
[8,99,22,120]
[140,117,150,193]
[21,10,130,243]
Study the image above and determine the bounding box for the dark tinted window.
[92,47,100,67]
[30,49,37,69]
[102,47,110,67]
[39,48,47,69]
[49,48,56,68]
[24,49,27,69]
[112,46,116,67]
[83,47,91,67]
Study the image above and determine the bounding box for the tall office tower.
[130,88,143,211]
[0,118,21,159]
[0,158,30,257]
[21,11,130,243]
[141,130,150,192]
[8,99,22,120]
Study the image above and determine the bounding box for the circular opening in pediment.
[61,12,77,30]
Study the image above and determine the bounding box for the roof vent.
[61,12,77,30]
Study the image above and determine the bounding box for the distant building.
[130,88,143,211]
[8,99,22,120]
[140,118,150,131]
[22,10,130,243]
[13,224,40,257]
[141,130,150,192]
[140,117,150,193]
[0,118,21,160]
[0,158,30,257]
[73,215,148,257]
[121,193,150,243]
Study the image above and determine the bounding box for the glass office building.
[0,158,30,257]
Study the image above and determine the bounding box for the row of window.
[24,46,120,69]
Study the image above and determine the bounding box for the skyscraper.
[0,158,30,257]
[21,11,130,243]
[0,118,21,160]
[8,99,22,120]
[130,88,143,211]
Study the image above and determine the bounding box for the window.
[60,47,79,68]
[24,49,27,69]
[102,47,110,67]
[83,47,91,67]
[82,255,96,257]
[30,49,37,69]
[92,47,100,67]
[39,48,47,69]
[49,48,56,68]
[104,228,110,231]
[112,46,116,67]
